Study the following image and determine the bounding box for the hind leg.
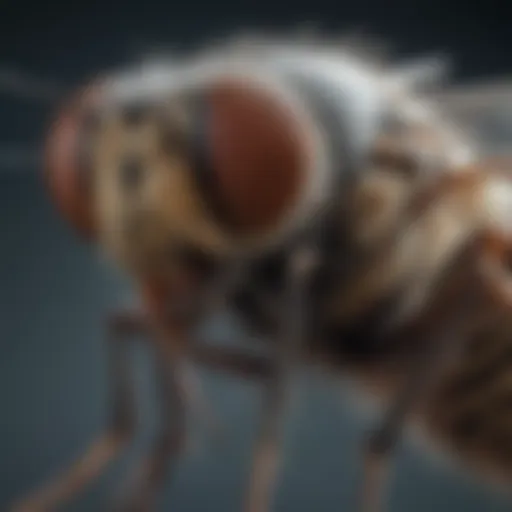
[358,336,461,512]
[9,310,146,512]
[357,259,496,512]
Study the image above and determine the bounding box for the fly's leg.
[358,249,496,512]
[244,246,318,512]
[111,338,187,512]
[9,310,145,512]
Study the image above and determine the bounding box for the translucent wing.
[429,79,512,156]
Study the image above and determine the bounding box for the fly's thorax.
[345,166,414,250]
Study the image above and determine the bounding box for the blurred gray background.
[2,0,512,510]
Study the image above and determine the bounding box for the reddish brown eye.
[204,78,313,236]
[44,84,102,240]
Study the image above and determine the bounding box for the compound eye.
[44,83,103,240]
[200,78,315,237]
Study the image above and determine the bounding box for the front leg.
[8,293,274,512]
[112,338,187,512]
[9,310,146,512]
[110,277,194,512]
[244,245,318,512]
[110,257,254,511]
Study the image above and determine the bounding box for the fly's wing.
[428,79,512,156]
